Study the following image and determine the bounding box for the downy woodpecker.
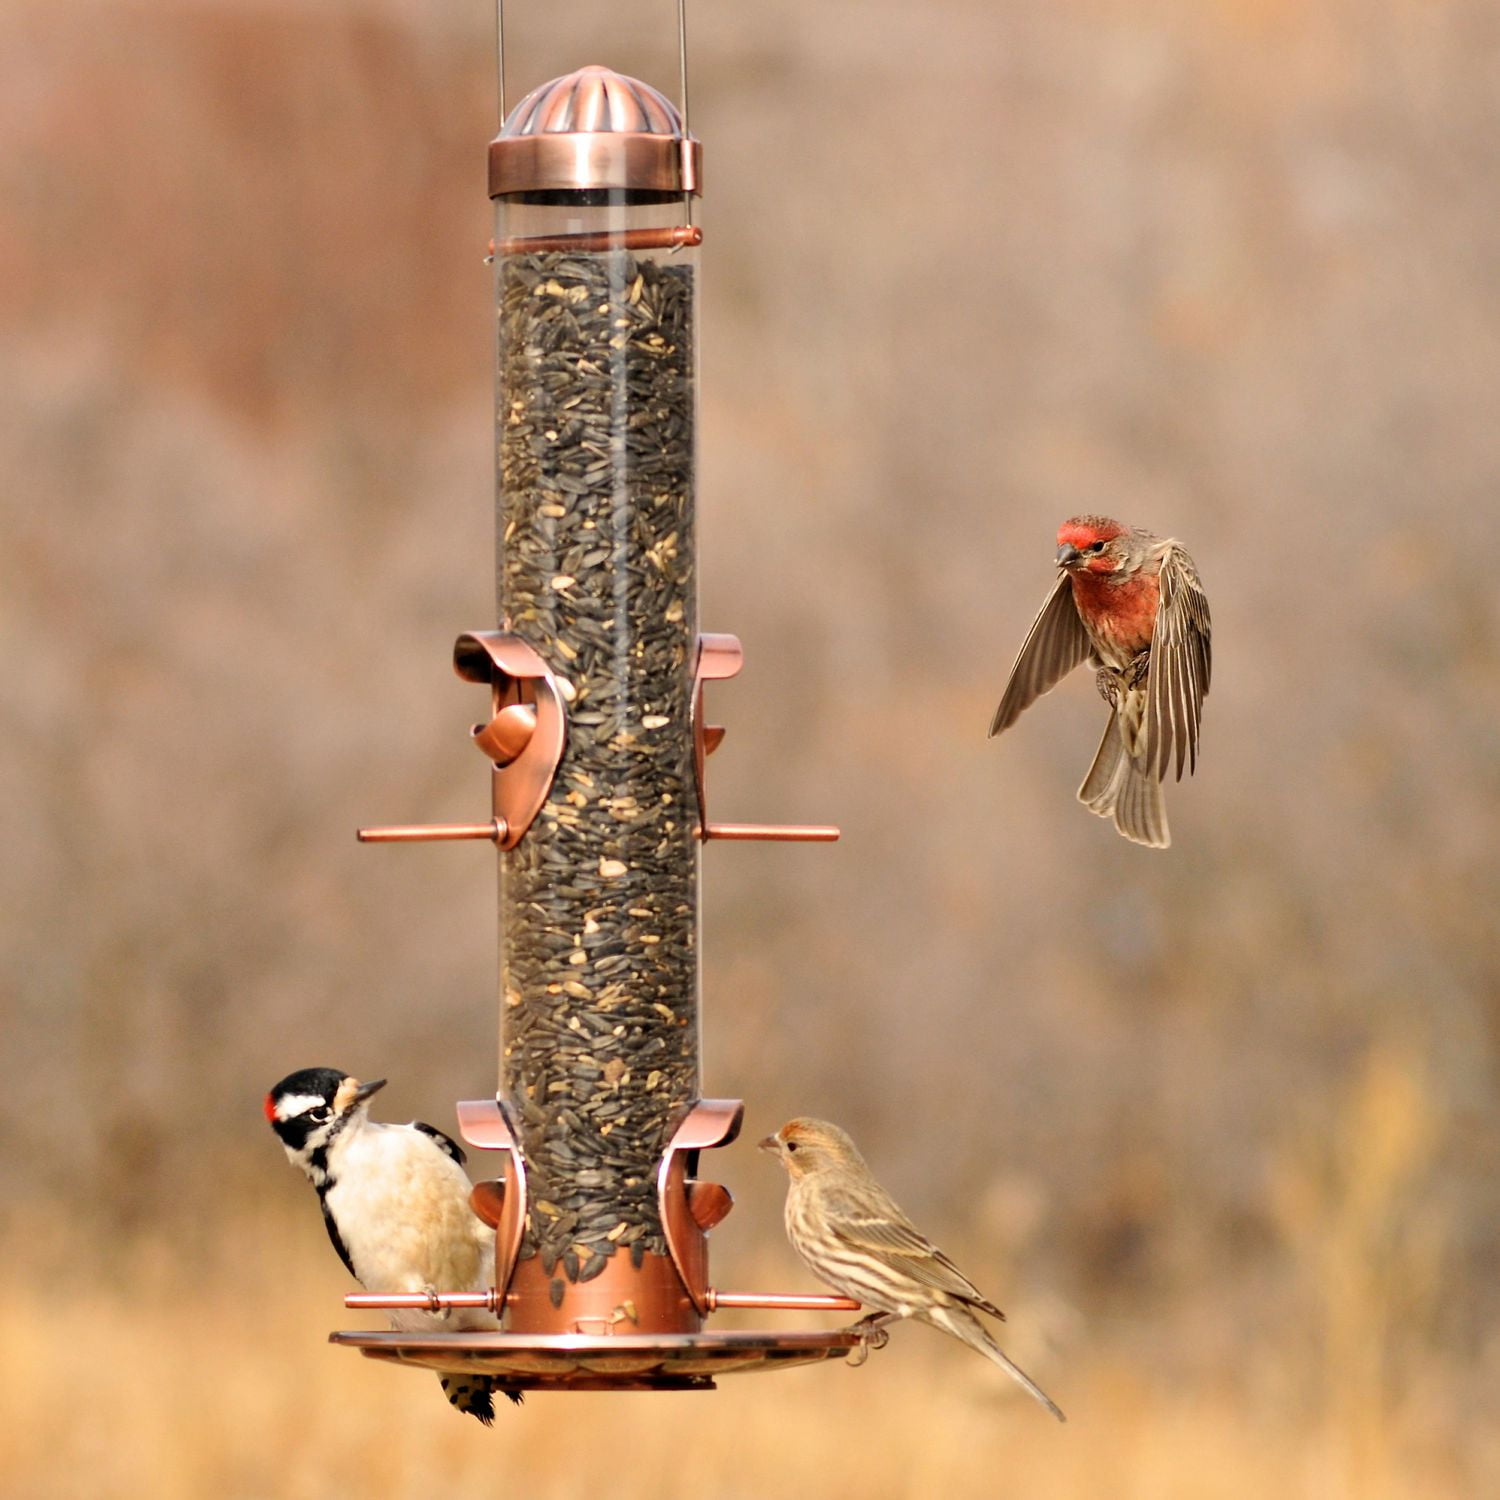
[265,1067,519,1422]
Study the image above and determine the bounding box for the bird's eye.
[1089,540,1106,553]
[310,1106,331,1122]
[785,1141,799,1152]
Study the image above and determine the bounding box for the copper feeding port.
[690,634,842,843]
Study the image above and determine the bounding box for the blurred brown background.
[4,1,1498,1495]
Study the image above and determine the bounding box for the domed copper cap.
[489,65,701,201]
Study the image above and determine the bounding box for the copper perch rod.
[703,1291,861,1312]
[493,226,704,256]
[356,820,506,843]
[345,1289,861,1313]
[347,1291,506,1313]
[699,823,841,842]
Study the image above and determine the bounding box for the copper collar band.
[489,133,701,199]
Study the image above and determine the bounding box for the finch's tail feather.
[1078,715,1170,848]
[925,1304,1066,1423]
[438,1372,523,1423]
[1078,714,1125,809]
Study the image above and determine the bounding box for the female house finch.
[988,515,1211,848]
[761,1118,1065,1422]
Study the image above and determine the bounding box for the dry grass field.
[3,1049,1490,1498]
[5,1,1499,1494]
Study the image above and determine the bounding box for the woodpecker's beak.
[1056,543,1082,567]
[757,1133,781,1154]
[353,1078,387,1104]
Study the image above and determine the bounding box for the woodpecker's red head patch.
[263,1092,278,1123]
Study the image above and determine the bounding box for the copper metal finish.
[356,820,505,844]
[469,1178,505,1229]
[689,632,739,832]
[455,1098,528,1304]
[494,225,703,256]
[489,65,701,200]
[456,1110,709,1338]
[704,1291,862,1312]
[505,1251,697,1336]
[330,1327,868,1391]
[687,1180,733,1230]
[701,823,841,842]
[472,702,536,763]
[453,630,567,850]
[689,633,842,844]
[344,1288,862,1315]
[356,633,564,852]
[657,1100,743,1313]
[346,1290,506,1315]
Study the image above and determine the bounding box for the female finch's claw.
[844,1312,894,1364]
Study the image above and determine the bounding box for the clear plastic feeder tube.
[490,66,702,1308]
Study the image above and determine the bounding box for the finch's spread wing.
[1145,543,1212,781]
[825,1195,1005,1319]
[989,574,1092,736]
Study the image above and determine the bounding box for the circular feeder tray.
[330,1329,868,1391]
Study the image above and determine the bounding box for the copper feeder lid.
[489,64,701,201]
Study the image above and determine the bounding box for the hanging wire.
[678,0,694,236]
[677,0,689,133]
[496,0,508,128]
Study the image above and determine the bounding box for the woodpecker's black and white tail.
[439,1373,522,1423]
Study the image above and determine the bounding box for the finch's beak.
[1056,543,1082,567]
[353,1078,387,1104]
[757,1134,781,1154]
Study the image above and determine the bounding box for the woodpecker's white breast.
[323,1119,499,1332]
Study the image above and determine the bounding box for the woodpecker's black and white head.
[264,1067,386,1190]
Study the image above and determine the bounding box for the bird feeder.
[337,4,875,1392]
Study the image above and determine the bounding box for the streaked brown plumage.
[989,515,1211,848]
[761,1117,1065,1422]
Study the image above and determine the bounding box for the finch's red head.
[1057,515,1129,574]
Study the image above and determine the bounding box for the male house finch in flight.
[761,1118,1065,1422]
[988,516,1211,848]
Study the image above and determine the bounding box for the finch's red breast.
[1069,568,1159,659]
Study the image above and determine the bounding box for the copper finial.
[488,64,701,200]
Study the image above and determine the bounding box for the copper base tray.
[329,1329,867,1391]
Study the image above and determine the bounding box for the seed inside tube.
[497,249,698,1278]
